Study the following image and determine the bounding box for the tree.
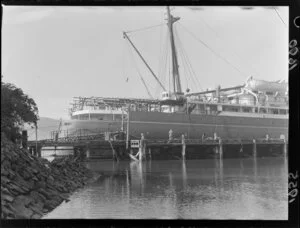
[1,78,39,142]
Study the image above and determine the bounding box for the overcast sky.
[2,6,288,119]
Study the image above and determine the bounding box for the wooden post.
[219,138,223,159]
[148,147,152,160]
[253,139,257,157]
[265,134,269,141]
[169,129,173,141]
[139,133,145,161]
[283,138,287,156]
[121,108,124,132]
[181,134,186,160]
[111,141,118,162]
[214,132,218,140]
[112,146,116,161]
[21,130,28,149]
[138,147,142,161]
[86,146,90,159]
[280,134,287,156]
[35,123,38,157]
[37,145,42,158]
[126,105,131,150]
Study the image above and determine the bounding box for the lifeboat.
[245,77,287,94]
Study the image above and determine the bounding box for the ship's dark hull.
[63,111,288,140]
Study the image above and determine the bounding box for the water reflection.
[45,157,288,219]
[129,161,145,195]
[182,159,187,189]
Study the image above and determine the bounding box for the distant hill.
[24,117,63,140]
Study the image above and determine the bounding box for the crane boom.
[123,32,166,91]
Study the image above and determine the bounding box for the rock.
[52,169,60,176]
[30,190,47,204]
[14,195,33,207]
[31,213,42,219]
[31,168,39,174]
[12,176,32,193]
[35,181,46,189]
[7,183,26,194]
[1,194,14,202]
[45,187,59,197]
[29,204,43,217]
[51,195,63,206]
[1,205,15,218]
[44,200,57,211]
[8,170,16,179]
[1,159,11,168]
[11,178,31,193]
[1,186,11,195]
[48,175,54,182]
[14,206,33,219]
[32,176,38,181]
[20,169,33,180]
[42,208,49,214]
[54,183,66,193]
[1,176,11,185]
[1,167,9,176]
[38,188,51,200]
[11,196,33,219]
[58,193,70,202]
[1,135,95,219]
[11,162,18,171]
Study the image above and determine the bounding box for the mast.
[167,6,183,95]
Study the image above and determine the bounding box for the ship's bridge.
[161,91,186,101]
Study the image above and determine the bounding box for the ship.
[59,7,288,141]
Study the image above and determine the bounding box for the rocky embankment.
[1,136,93,219]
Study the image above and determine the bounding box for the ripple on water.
[44,158,288,219]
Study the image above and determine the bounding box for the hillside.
[24,117,63,141]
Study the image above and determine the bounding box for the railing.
[47,129,126,143]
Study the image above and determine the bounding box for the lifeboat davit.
[245,77,287,93]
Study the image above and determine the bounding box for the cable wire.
[125,23,164,34]
[178,22,248,78]
[274,7,287,28]
[127,41,154,99]
[174,26,203,92]
[191,11,261,77]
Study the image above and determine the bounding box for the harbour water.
[44,157,288,219]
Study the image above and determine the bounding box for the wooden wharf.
[27,131,288,161]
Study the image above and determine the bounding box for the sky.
[2,6,288,119]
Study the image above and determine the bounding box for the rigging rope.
[176,30,201,92]
[273,7,287,28]
[191,11,261,78]
[155,31,169,96]
[127,41,154,99]
[178,22,248,78]
[174,26,203,92]
[156,26,168,96]
[122,39,129,82]
[173,28,190,90]
[125,23,164,34]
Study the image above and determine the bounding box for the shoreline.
[1,136,97,219]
